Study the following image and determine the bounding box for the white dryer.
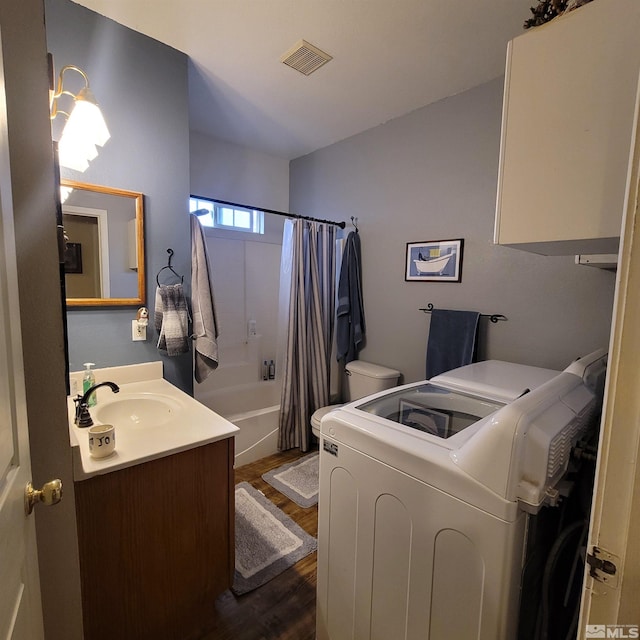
[316,350,606,640]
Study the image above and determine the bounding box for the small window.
[190,196,264,234]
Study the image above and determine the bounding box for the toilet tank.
[345,361,401,401]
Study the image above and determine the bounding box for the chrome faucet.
[74,381,120,427]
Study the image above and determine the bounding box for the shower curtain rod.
[196,196,346,229]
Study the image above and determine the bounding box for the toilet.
[311,360,402,438]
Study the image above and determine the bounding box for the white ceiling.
[71,0,534,160]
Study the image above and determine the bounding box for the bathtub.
[196,380,281,467]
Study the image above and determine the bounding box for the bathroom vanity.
[68,362,238,640]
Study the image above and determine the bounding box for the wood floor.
[201,448,318,640]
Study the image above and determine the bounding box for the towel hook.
[156,248,184,286]
[351,216,359,232]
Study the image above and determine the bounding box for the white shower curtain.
[278,219,337,452]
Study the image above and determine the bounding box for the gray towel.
[155,284,189,356]
[190,214,219,383]
[336,231,365,363]
[425,309,480,379]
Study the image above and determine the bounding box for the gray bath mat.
[261,452,319,508]
[232,482,317,595]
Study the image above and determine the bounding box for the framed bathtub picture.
[405,238,463,282]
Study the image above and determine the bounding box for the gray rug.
[232,482,317,595]
[261,452,319,508]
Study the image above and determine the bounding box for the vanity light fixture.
[50,62,110,172]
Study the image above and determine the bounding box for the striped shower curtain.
[278,219,337,452]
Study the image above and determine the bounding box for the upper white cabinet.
[494,0,640,255]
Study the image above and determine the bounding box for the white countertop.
[68,362,239,481]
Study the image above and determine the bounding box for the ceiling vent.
[280,39,333,76]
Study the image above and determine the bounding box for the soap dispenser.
[83,362,97,407]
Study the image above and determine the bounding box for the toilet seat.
[311,404,341,437]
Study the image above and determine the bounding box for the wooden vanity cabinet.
[74,438,234,640]
[494,0,640,255]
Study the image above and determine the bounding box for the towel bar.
[419,303,507,324]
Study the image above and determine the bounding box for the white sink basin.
[94,393,183,428]
[68,368,240,480]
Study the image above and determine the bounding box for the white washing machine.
[316,350,607,640]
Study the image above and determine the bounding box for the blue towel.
[425,309,480,379]
[336,231,365,363]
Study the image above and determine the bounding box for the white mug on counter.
[88,424,116,458]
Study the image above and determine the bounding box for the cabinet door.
[75,438,234,640]
[495,0,640,255]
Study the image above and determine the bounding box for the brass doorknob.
[24,479,63,515]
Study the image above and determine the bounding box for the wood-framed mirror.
[61,179,145,306]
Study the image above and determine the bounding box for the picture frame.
[399,399,451,438]
[405,238,463,282]
[64,242,83,274]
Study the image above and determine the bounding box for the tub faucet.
[74,381,120,428]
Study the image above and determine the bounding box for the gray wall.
[46,0,192,392]
[290,78,616,383]
[190,130,290,211]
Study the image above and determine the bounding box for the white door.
[0,31,45,640]
[578,79,640,634]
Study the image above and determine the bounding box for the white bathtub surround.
[68,361,238,480]
[196,379,280,467]
[211,334,266,387]
[193,332,282,467]
[196,218,289,464]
